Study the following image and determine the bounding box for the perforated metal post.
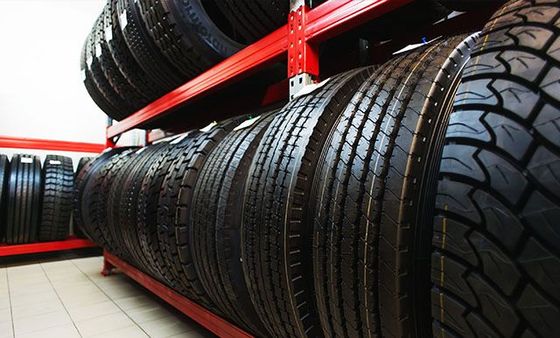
[288,0,319,100]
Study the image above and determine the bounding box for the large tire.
[117,0,183,92]
[83,148,137,255]
[211,0,289,43]
[106,0,165,102]
[431,1,560,337]
[191,112,277,336]
[311,34,478,338]
[242,68,374,337]
[157,118,242,308]
[137,133,199,287]
[97,5,147,116]
[81,35,118,118]
[39,155,74,242]
[75,148,131,243]
[138,0,244,80]
[0,155,9,242]
[88,12,131,121]
[6,154,42,244]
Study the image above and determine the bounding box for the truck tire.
[311,34,478,338]
[6,154,42,244]
[191,112,277,336]
[39,155,74,242]
[242,67,374,337]
[138,0,244,80]
[432,1,560,337]
[157,118,242,309]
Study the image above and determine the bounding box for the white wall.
[0,0,118,166]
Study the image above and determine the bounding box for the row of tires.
[0,154,86,244]
[76,1,560,337]
[80,0,293,121]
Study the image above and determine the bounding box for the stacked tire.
[80,0,293,121]
[77,1,560,336]
[0,154,76,244]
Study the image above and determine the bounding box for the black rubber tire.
[115,143,166,273]
[311,34,478,338]
[137,0,244,80]
[39,155,74,242]
[117,0,184,92]
[157,118,243,308]
[76,157,94,178]
[81,34,119,117]
[106,0,165,102]
[88,11,132,121]
[241,68,374,337]
[97,5,148,115]
[84,148,137,255]
[0,155,9,242]
[191,112,277,336]
[5,154,42,244]
[137,133,197,285]
[136,139,190,284]
[431,1,560,337]
[75,148,132,244]
[212,0,289,43]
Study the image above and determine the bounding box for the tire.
[431,1,560,337]
[211,0,289,43]
[5,154,42,244]
[157,118,243,308]
[137,137,193,285]
[138,0,244,80]
[83,148,137,255]
[39,155,74,242]
[0,155,9,242]
[114,143,166,273]
[117,0,184,92]
[76,157,94,178]
[242,67,374,337]
[81,34,118,118]
[97,5,148,116]
[106,0,165,102]
[74,148,131,243]
[191,112,277,336]
[88,11,132,121]
[310,34,477,338]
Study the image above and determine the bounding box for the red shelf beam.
[0,238,97,257]
[107,0,412,139]
[102,251,253,338]
[0,135,105,153]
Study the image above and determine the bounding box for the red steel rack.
[0,135,102,256]
[102,251,254,338]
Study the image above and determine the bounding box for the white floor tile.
[15,323,80,338]
[11,300,65,319]
[75,311,135,337]
[90,325,148,338]
[139,316,198,338]
[13,310,72,335]
[127,304,173,324]
[0,320,13,338]
[67,300,121,322]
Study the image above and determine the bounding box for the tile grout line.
[70,259,150,337]
[5,268,14,338]
[39,264,83,338]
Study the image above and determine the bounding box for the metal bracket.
[288,3,319,100]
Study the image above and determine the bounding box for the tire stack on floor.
[80,0,292,121]
[0,154,79,244]
[77,1,560,336]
